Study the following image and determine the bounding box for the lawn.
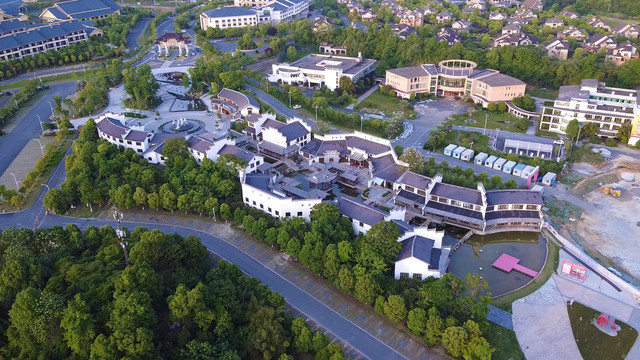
[431,130,491,153]
[568,302,638,360]
[451,110,528,133]
[492,237,560,313]
[0,69,100,92]
[355,90,415,117]
[527,85,559,100]
[484,322,524,360]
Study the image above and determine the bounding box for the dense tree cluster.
[0,226,345,359]
[0,80,42,132]
[122,64,160,109]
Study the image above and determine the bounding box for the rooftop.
[431,182,482,205]
[397,235,435,264]
[288,54,376,76]
[201,6,256,18]
[486,190,543,206]
[338,196,388,226]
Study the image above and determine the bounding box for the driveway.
[126,17,152,50]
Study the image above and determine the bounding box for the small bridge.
[449,230,474,257]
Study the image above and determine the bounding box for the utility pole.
[483,113,488,135]
[289,89,292,108]
[9,172,20,190]
[114,210,129,266]
[315,105,318,123]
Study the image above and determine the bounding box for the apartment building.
[539,79,640,145]
[200,6,257,30]
[40,0,120,22]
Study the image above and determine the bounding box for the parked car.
[293,105,301,109]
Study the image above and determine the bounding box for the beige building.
[385,60,526,106]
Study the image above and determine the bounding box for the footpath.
[78,208,450,360]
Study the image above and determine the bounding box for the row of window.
[399,272,423,280]
[245,197,303,218]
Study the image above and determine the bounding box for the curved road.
[0,144,416,360]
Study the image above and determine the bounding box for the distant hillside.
[546,0,640,17]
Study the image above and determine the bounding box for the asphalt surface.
[0,82,76,177]
[155,17,176,38]
[126,17,153,50]
[245,83,317,130]
[0,142,414,360]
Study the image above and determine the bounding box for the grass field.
[484,322,524,360]
[0,69,99,92]
[568,145,606,165]
[451,110,528,133]
[355,90,415,117]
[492,236,560,313]
[527,86,559,100]
[432,130,491,153]
[568,302,638,360]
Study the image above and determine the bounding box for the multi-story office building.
[539,79,640,145]
[385,60,526,106]
[40,0,120,22]
[200,6,258,30]
[270,51,376,91]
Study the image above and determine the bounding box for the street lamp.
[575,124,583,146]
[34,138,45,156]
[36,114,43,134]
[315,105,318,123]
[483,113,488,135]
[265,76,269,92]
[47,101,54,113]
[9,173,20,190]
[41,183,50,192]
[288,89,292,108]
[212,206,216,221]
[114,210,129,266]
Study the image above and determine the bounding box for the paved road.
[245,83,317,130]
[156,17,176,38]
[126,17,153,50]
[0,82,76,177]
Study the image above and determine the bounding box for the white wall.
[394,258,440,280]
[241,182,321,220]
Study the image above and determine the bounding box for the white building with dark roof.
[259,117,311,159]
[395,227,446,280]
[40,0,120,22]
[338,196,404,235]
[269,52,376,91]
[0,19,100,60]
[200,6,258,30]
[611,23,639,39]
[212,88,260,120]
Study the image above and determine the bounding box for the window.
[512,204,524,210]
[260,204,264,209]
[245,197,249,202]
[275,210,279,216]
[498,204,509,210]
[359,221,364,227]
[400,272,409,279]
[297,211,302,217]
[413,273,422,280]
[252,201,256,205]
[285,212,291,217]
[526,204,538,210]
[268,207,272,213]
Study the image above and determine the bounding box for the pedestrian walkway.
[347,84,379,110]
[87,208,448,360]
[487,305,513,330]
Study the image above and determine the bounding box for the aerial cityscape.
[0,0,640,358]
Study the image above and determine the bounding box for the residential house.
[543,17,563,28]
[521,0,542,12]
[393,23,416,39]
[436,27,461,45]
[606,41,638,65]
[312,17,334,32]
[560,11,578,19]
[489,11,506,21]
[501,23,521,35]
[587,16,610,31]
[490,32,539,48]
[452,19,472,31]
[361,9,376,22]
[319,42,347,55]
[545,38,569,60]
[557,26,587,41]
[398,10,423,27]
[513,8,536,20]
[436,10,452,24]
[583,33,617,53]
[611,23,639,39]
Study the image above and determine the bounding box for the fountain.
[158,118,205,134]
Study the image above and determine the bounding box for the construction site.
[551,153,640,286]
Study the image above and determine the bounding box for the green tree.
[384,294,407,322]
[357,221,401,274]
[220,203,232,221]
[286,45,297,61]
[246,307,290,359]
[291,318,313,353]
[399,147,425,172]
[407,308,427,335]
[339,76,355,94]
[441,326,468,358]
[335,266,354,293]
[617,123,632,144]
[425,307,445,347]
[565,119,580,139]
[43,188,70,213]
[107,290,156,358]
[61,294,96,358]
[354,273,377,305]
[286,237,302,258]
[219,70,245,90]
[147,192,160,210]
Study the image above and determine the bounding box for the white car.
[293,105,301,109]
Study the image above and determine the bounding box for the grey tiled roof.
[278,121,309,142]
[485,209,541,220]
[124,130,148,142]
[424,201,484,222]
[386,65,427,78]
[218,144,256,162]
[371,154,406,183]
[397,171,431,189]
[391,219,413,235]
[217,88,259,111]
[0,18,24,35]
[96,117,126,137]
[339,196,388,226]
[346,136,391,155]
[485,190,543,206]
[397,235,434,263]
[201,6,256,18]
[46,0,120,20]
[186,136,213,154]
[475,73,525,87]
[0,20,92,53]
[431,182,482,205]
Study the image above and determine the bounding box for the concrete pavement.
[347,84,379,109]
